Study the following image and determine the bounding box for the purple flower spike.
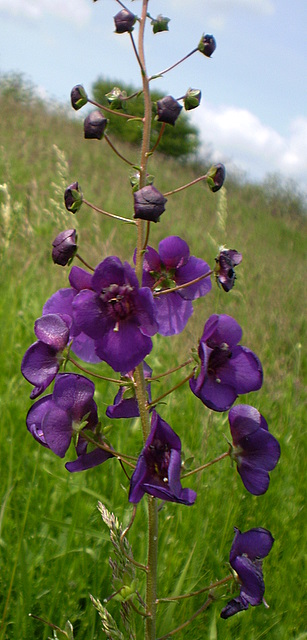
[26,373,98,458]
[190,314,263,412]
[229,404,280,495]
[221,527,274,618]
[129,411,197,505]
[141,236,211,336]
[106,362,152,419]
[72,257,158,373]
[21,314,71,398]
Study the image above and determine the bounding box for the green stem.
[156,596,213,639]
[163,174,207,197]
[82,198,136,225]
[147,371,195,408]
[157,574,233,603]
[149,358,194,381]
[181,451,230,479]
[154,270,213,297]
[104,133,135,166]
[68,356,130,385]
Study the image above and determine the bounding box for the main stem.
[134,3,158,639]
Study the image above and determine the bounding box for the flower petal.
[65,448,114,472]
[155,293,193,336]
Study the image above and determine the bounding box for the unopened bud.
[84,111,107,140]
[52,229,78,266]
[114,9,136,34]
[198,34,216,58]
[151,15,170,34]
[184,88,202,111]
[70,85,88,111]
[156,96,182,126]
[105,87,126,110]
[206,163,226,192]
[133,185,167,223]
[64,182,83,214]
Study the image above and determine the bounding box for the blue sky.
[1,0,306,186]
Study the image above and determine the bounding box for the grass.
[0,91,306,640]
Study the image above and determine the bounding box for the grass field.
[0,91,306,640]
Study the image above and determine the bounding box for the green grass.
[0,93,306,640]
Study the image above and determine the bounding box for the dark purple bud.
[156,96,182,126]
[133,185,167,223]
[84,110,107,140]
[151,15,170,34]
[215,247,242,292]
[64,182,83,214]
[52,229,78,266]
[70,85,88,111]
[114,9,136,34]
[198,34,216,57]
[206,163,226,192]
[184,88,201,111]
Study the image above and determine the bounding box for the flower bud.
[114,9,136,34]
[214,248,242,292]
[151,15,170,34]
[206,163,226,192]
[133,185,167,223]
[52,229,78,266]
[156,96,182,126]
[70,85,88,111]
[84,110,107,140]
[130,171,154,193]
[184,88,202,111]
[64,182,83,213]
[198,34,216,57]
[105,86,126,110]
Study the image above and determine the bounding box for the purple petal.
[34,314,70,349]
[189,375,237,412]
[238,428,281,471]
[232,556,265,606]
[237,461,270,495]
[135,287,159,336]
[230,527,274,563]
[229,404,264,443]
[96,319,153,373]
[106,392,139,419]
[142,246,162,286]
[175,256,212,300]
[220,596,249,618]
[43,287,75,318]
[155,294,193,336]
[129,454,147,503]
[21,341,60,398]
[91,256,126,291]
[202,314,242,348]
[69,265,93,291]
[72,289,107,339]
[70,332,102,364]
[43,406,72,457]
[65,447,114,472]
[227,346,263,393]
[26,395,53,447]
[158,236,189,269]
[52,373,96,420]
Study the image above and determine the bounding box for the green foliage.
[0,84,306,640]
[92,77,200,159]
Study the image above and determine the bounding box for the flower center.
[100,284,134,320]
[146,438,171,482]
[208,344,232,375]
[150,268,176,292]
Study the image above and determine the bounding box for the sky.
[1,0,307,188]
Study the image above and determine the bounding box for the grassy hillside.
[0,92,306,640]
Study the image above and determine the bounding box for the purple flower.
[72,257,158,373]
[133,185,167,223]
[140,236,212,336]
[52,229,78,266]
[43,265,100,363]
[129,411,197,505]
[21,314,71,398]
[221,527,274,618]
[190,314,263,412]
[215,247,242,292]
[114,9,136,34]
[229,404,281,495]
[156,96,182,126]
[106,362,152,419]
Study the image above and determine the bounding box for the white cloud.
[169,0,275,16]
[191,104,307,184]
[0,0,91,26]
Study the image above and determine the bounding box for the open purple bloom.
[72,256,158,373]
[106,362,152,419]
[190,314,263,412]
[229,404,280,495]
[26,373,113,472]
[140,236,212,336]
[129,411,197,505]
[215,248,242,292]
[43,265,100,363]
[21,314,71,398]
[221,527,274,618]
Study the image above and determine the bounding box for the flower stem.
[75,253,95,271]
[156,596,213,639]
[68,356,130,385]
[149,48,198,81]
[153,270,213,297]
[157,574,233,603]
[104,133,135,166]
[82,198,136,224]
[147,371,195,408]
[149,358,194,381]
[181,451,230,479]
[164,174,207,197]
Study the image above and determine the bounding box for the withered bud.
[151,15,170,34]
[215,248,242,292]
[206,163,226,192]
